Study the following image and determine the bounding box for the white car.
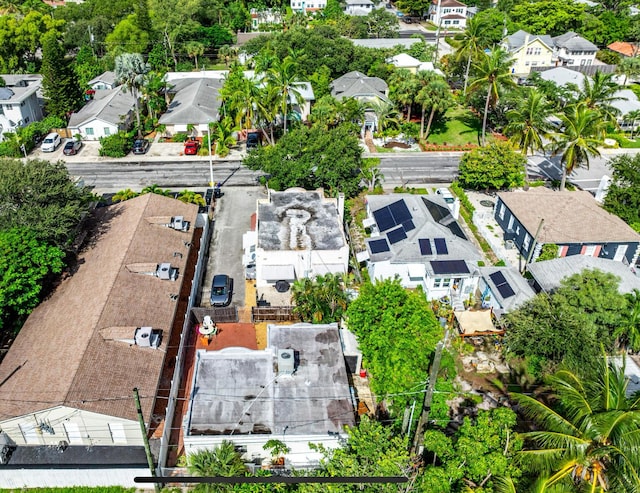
[436,188,455,204]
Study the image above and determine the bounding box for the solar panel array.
[373,200,413,232]
[387,227,407,245]
[489,271,516,299]
[369,238,390,254]
[419,238,432,255]
[430,260,470,275]
[434,238,448,255]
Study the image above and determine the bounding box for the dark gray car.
[210,274,233,306]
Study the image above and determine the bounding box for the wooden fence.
[251,306,299,323]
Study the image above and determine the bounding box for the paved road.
[66,153,465,191]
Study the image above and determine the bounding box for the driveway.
[200,186,267,309]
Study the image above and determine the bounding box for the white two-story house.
[552,31,598,68]
[290,0,326,12]
[0,74,43,141]
[429,0,467,29]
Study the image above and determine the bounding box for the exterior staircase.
[450,287,465,312]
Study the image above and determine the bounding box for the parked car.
[436,187,455,204]
[246,131,261,150]
[132,139,150,155]
[41,133,61,152]
[210,274,233,307]
[184,139,200,155]
[62,139,82,156]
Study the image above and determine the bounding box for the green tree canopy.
[509,0,587,35]
[512,356,640,492]
[503,269,628,377]
[603,153,640,232]
[345,278,442,412]
[41,30,83,119]
[458,142,526,190]
[291,273,351,323]
[0,228,65,332]
[0,158,89,247]
[244,124,364,198]
[420,408,523,492]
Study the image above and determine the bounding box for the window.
[531,61,538,66]
[104,127,111,135]
[498,203,505,220]
[523,234,531,250]
[580,59,586,66]
[434,278,442,287]
[86,128,94,135]
[108,422,127,444]
[442,278,451,287]
[507,216,514,230]
[525,61,530,66]
[534,48,541,55]
[444,20,451,25]
[453,20,459,24]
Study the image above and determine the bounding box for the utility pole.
[433,0,443,61]
[133,388,161,493]
[522,218,544,273]
[412,329,449,454]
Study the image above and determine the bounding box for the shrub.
[173,133,189,143]
[99,132,132,158]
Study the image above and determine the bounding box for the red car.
[184,140,200,155]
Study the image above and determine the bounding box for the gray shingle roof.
[88,71,117,87]
[538,67,586,87]
[527,256,640,294]
[504,30,553,52]
[330,71,389,101]
[479,266,535,316]
[552,31,598,52]
[497,189,640,244]
[68,86,136,127]
[159,78,222,125]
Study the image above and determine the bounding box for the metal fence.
[158,217,211,471]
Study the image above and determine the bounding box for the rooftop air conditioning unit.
[156,263,178,281]
[278,349,295,375]
[170,216,190,232]
[135,327,161,348]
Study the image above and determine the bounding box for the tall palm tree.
[550,102,606,190]
[575,71,623,126]
[115,53,150,138]
[186,41,205,70]
[389,69,418,122]
[624,109,640,139]
[468,48,516,146]
[505,88,554,157]
[212,116,238,157]
[369,99,401,134]
[454,16,488,96]
[512,357,640,493]
[265,55,303,133]
[414,73,453,140]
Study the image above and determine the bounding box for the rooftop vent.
[278,349,296,375]
[169,216,190,232]
[156,263,178,281]
[134,326,162,349]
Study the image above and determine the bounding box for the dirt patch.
[383,141,411,149]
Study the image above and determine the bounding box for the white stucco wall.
[0,467,152,489]
[255,247,349,287]
[69,118,122,141]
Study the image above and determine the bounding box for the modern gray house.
[495,189,640,266]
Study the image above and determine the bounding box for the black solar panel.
[430,260,470,275]
[369,238,390,254]
[434,238,448,255]
[490,271,516,298]
[402,219,416,232]
[389,199,412,224]
[419,238,432,255]
[387,227,407,245]
[373,207,395,232]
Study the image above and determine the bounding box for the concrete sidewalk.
[29,139,247,164]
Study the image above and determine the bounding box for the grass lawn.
[426,106,482,146]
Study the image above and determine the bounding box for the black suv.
[132,139,150,155]
[246,132,260,150]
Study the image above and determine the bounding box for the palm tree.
[624,109,640,139]
[291,273,349,323]
[468,47,516,146]
[369,99,401,134]
[512,357,640,493]
[115,53,150,138]
[615,289,640,352]
[575,71,623,126]
[112,188,140,202]
[265,55,303,133]
[505,88,554,158]
[186,41,205,70]
[550,102,606,190]
[309,94,342,130]
[454,16,489,96]
[188,440,247,492]
[617,56,640,86]
[389,69,418,122]
[414,73,453,141]
[212,116,238,157]
[141,184,171,196]
[177,190,206,206]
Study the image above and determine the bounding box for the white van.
[41,133,61,152]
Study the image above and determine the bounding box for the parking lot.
[200,186,267,310]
